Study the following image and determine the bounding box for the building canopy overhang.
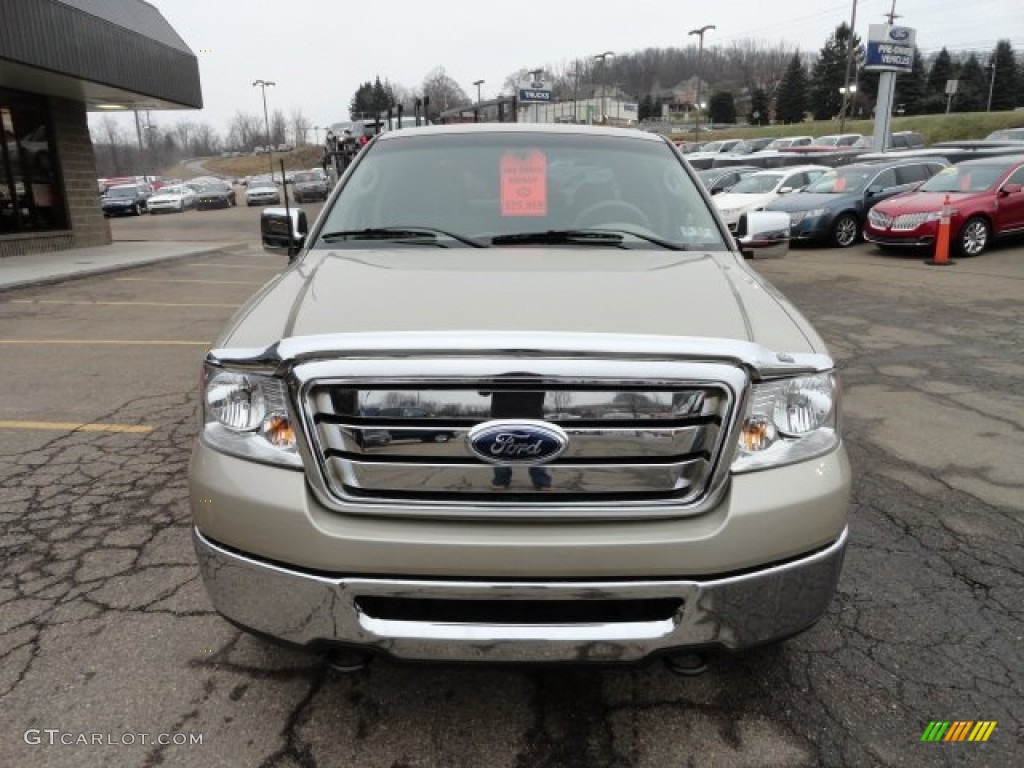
[0,0,202,111]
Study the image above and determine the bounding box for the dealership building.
[0,0,201,257]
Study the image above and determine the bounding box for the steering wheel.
[574,200,652,230]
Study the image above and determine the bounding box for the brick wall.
[49,96,111,250]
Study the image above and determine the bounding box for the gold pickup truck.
[189,124,850,671]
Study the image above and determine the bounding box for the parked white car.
[146,184,196,214]
[714,165,829,232]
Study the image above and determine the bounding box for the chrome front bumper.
[194,526,847,663]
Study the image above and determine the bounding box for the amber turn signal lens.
[262,415,296,449]
[739,416,776,453]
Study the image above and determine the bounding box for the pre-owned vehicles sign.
[864,25,916,72]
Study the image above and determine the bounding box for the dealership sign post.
[863,25,916,152]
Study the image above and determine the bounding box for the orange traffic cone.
[925,194,956,266]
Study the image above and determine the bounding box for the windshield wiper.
[320,227,485,248]
[491,229,685,250]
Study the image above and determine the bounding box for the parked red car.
[864,155,1024,256]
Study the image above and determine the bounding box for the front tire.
[956,216,990,257]
[831,213,859,248]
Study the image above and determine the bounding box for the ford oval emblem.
[467,420,568,465]
[889,27,911,42]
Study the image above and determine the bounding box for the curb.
[0,242,252,294]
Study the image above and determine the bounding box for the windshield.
[249,182,275,190]
[727,174,783,194]
[804,168,873,194]
[317,131,727,250]
[108,187,138,198]
[920,165,1007,193]
[811,136,839,146]
[160,186,186,196]
[293,172,318,183]
[197,185,224,194]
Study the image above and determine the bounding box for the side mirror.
[261,207,308,261]
[1000,183,1022,196]
[735,211,790,260]
[778,186,794,194]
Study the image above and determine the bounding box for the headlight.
[201,366,301,467]
[732,371,840,472]
[804,208,828,218]
[923,211,942,222]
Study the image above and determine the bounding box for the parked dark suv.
[101,184,149,217]
[765,158,949,247]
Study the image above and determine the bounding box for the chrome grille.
[891,212,931,231]
[293,358,743,519]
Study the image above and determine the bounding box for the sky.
[104,0,1022,136]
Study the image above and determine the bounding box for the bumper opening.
[356,596,683,625]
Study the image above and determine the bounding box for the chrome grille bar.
[290,358,746,519]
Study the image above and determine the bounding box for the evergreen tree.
[926,48,954,98]
[893,47,927,115]
[953,54,988,112]
[370,76,396,115]
[749,89,769,125]
[638,94,657,121]
[988,40,1018,110]
[708,91,736,124]
[349,82,374,119]
[775,53,807,123]
[810,23,861,120]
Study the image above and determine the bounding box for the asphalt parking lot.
[0,206,1021,767]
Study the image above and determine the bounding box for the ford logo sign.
[467,420,568,465]
[889,27,911,41]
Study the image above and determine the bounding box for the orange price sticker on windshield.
[500,150,547,217]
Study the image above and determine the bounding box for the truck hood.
[219,248,823,354]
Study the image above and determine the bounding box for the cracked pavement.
[1,236,1021,767]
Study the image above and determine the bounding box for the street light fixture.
[688,25,715,142]
[313,125,322,145]
[252,79,275,177]
[593,52,614,124]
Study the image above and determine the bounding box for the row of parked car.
[99,167,331,216]
[699,151,1024,256]
[100,177,237,216]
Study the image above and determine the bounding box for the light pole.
[594,52,614,124]
[473,79,484,122]
[838,0,858,134]
[688,25,715,142]
[313,125,321,146]
[986,61,996,112]
[252,79,275,177]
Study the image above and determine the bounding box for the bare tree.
[270,108,287,146]
[171,120,196,157]
[421,67,469,118]
[192,123,220,156]
[289,107,312,146]
[227,110,262,150]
